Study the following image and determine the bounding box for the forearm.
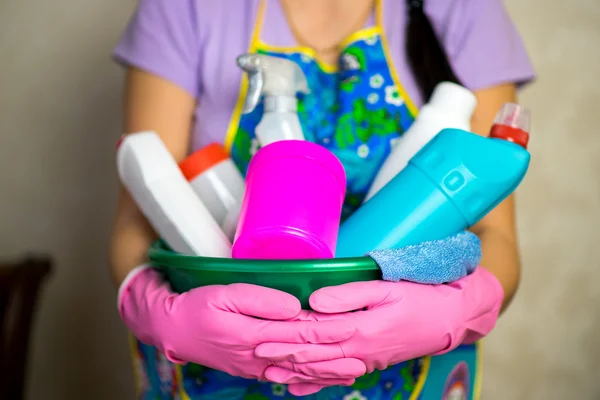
[109,188,157,286]
[470,203,521,313]
[469,83,524,313]
[109,67,196,286]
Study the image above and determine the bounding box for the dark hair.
[405,0,463,101]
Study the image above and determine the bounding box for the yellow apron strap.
[128,332,142,396]
[410,356,432,400]
[473,341,483,400]
[176,364,192,400]
[375,0,419,118]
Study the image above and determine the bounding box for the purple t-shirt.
[113,0,534,152]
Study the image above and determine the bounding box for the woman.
[110,0,535,398]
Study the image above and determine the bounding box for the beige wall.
[482,2,600,398]
[0,0,598,399]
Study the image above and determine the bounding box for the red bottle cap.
[179,143,229,181]
[489,103,531,149]
[489,125,530,148]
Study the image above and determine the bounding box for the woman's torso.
[192,0,427,211]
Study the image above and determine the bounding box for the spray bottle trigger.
[242,71,264,114]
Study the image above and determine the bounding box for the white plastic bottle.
[179,143,246,241]
[236,53,310,146]
[117,131,232,257]
[364,82,477,201]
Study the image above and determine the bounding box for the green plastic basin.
[148,240,381,309]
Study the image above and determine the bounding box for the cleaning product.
[364,82,477,201]
[335,103,531,258]
[117,131,232,257]
[179,143,245,241]
[236,53,310,146]
[232,140,346,260]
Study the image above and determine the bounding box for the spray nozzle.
[236,53,310,114]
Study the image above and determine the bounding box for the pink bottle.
[232,140,346,260]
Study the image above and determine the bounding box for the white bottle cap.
[428,82,477,121]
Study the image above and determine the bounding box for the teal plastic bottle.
[335,103,531,258]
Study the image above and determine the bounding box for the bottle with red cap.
[336,102,532,257]
[179,144,246,241]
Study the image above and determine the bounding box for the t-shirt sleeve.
[112,0,202,97]
[434,0,536,91]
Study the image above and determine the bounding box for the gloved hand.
[119,266,367,385]
[257,267,503,395]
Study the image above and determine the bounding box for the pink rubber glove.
[119,266,367,384]
[257,267,503,396]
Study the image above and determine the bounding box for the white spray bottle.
[236,53,310,146]
[364,82,477,201]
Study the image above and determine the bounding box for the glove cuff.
[117,264,152,310]
[117,264,172,348]
[461,267,504,344]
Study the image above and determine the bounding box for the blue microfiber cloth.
[366,231,481,284]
